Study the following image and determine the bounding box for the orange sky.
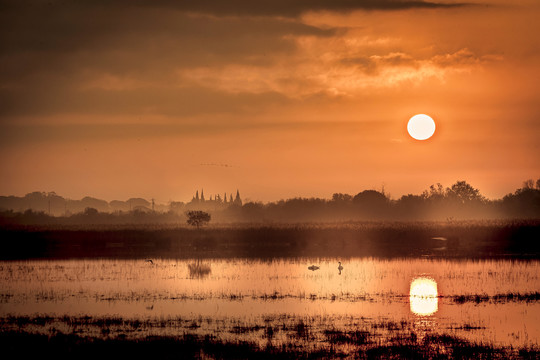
[1,0,539,203]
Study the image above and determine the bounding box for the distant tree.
[353,190,388,206]
[168,201,185,214]
[445,181,485,204]
[536,178,540,190]
[186,210,211,229]
[83,207,99,216]
[352,190,389,218]
[81,197,109,212]
[241,202,265,221]
[502,186,540,218]
[422,183,445,201]
[332,193,353,202]
[523,179,535,190]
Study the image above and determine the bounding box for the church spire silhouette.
[234,189,242,206]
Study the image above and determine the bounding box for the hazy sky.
[1,0,539,203]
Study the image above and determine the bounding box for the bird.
[308,265,320,271]
[145,259,154,265]
[338,262,343,275]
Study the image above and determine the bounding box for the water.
[1,258,538,350]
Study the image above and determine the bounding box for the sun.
[407,114,436,140]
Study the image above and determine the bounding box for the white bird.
[308,265,320,271]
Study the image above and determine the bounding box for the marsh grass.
[2,314,538,359]
[453,292,540,304]
[0,326,537,360]
[1,219,539,260]
[1,256,538,356]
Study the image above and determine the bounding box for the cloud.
[0,6,333,118]
[431,48,481,67]
[0,0,494,120]
[0,0,470,18]
[340,52,417,74]
[173,44,494,98]
[0,83,291,118]
[0,8,334,69]
[138,0,470,17]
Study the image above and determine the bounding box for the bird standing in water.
[338,262,343,275]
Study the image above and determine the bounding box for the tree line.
[0,179,539,225]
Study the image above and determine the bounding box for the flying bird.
[308,265,320,271]
[145,259,154,265]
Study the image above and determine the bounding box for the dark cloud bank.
[0,0,470,120]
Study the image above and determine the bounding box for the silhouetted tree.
[186,210,211,229]
[80,197,109,212]
[523,179,535,189]
[332,193,352,202]
[83,207,98,216]
[502,185,540,218]
[445,181,485,204]
[395,194,426,219]
[241,202,265,221]
[422,183,445,201]
[353,190,389,218]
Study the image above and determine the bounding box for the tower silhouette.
[234,190,242,206]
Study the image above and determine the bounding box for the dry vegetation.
[1,315,538,359]
[1,219,538,260]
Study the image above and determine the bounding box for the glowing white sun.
[407,114,436,140]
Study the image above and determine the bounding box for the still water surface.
[1,258,538,348]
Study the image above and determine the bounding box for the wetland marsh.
[1,256,538,358]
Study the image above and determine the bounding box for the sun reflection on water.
[410,277,438,316]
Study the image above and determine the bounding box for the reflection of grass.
[187,262,211,278]
[2,315,538,359]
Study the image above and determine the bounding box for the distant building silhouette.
[187,189,242,210]
[234,190,242,206]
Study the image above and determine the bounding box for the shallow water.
[0,258,538,349]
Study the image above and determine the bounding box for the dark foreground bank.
[0,330,538,360]
[1,220,539,260]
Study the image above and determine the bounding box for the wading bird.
[338,262,343,275]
